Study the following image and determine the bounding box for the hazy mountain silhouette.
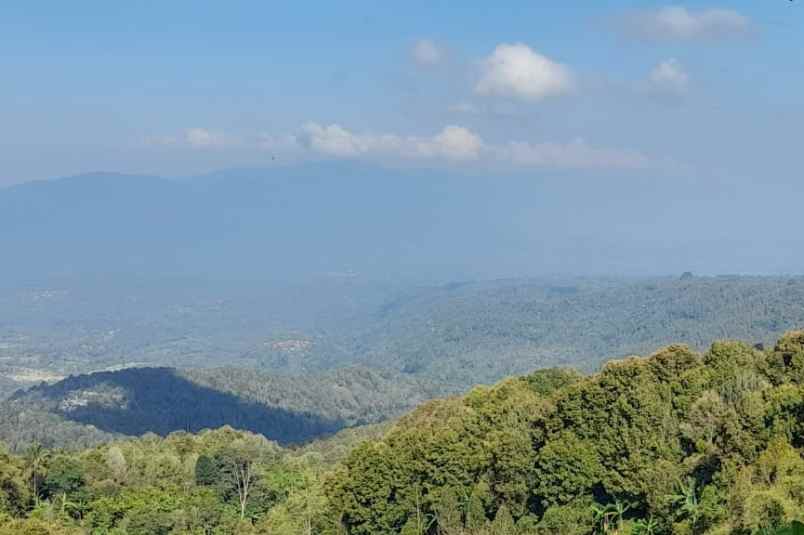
[0,165,473,283]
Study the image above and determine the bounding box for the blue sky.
[2,1,802,184]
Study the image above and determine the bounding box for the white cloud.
[146,128,228,149]
[424,125,483,161]
[299,123,650,170]
[185,128,226,148]
[412,39,443,66]
[299,123,367,157]
[150,123,655,172]
[623,6,751,40]
[299,123,482,162]
[475,43,573,101]
[649,59,689,94]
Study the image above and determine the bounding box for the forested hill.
[0,366,446,451]
[325,331,804,534]
[345,275,804,385]
[3,333,804,533]
[3,275,804,399]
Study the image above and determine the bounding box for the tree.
[217,438,276,521]
[104,446,128,483]
[194,454,219,486]
[0,445,29,517]
[41,456,85,502]
[224,450,256,520]
[490,504,515,535]
[434,488,464,535]
[24,443,49,507]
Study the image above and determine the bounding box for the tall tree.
[23,443,48,507]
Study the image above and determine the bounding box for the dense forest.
[3,275,804,399]
[3,276,804,452]
[349,276,804,385]
[3,331,804,533]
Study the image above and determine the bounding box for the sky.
[1,2,804,279]
[1,1,802,184]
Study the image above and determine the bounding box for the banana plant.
[668,476,699,523]
[591,503,617,534]
[632,517,658,535]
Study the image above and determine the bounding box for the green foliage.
[327,332,804,534]
[773,521,804,535]
[194,453,219,486]
[521,367,583,397]
[0,426,314,533]
[0,444,29,516]
[0,366,446,452]
[4,332,804,534]
[535,497,595,534]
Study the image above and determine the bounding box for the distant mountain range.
[3,169,804,452]
[0,166,509,283]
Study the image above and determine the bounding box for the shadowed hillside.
[0,366,446,450]
[9,368,341,444]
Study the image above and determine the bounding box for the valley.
[1,275,804,453]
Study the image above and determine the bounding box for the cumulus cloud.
[412,39,443,66]
[622,6,751,41]
[475,43,573,101]
[298,123,650,170]
[426,126,484,160]
[648,59,689,95]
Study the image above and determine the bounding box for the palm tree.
[24,443,49,506]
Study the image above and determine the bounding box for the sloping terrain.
[4,276,804,400]
[345,275,804,384]
[0,366,445,450]
[4,333,804,533]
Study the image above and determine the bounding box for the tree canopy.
[3,332,804,533]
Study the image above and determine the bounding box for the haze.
[1,1,803,282]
